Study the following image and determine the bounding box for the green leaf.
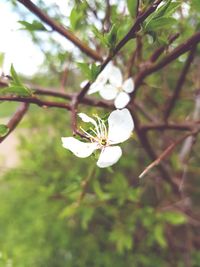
[77,62,91,80]
[77,62,101,81]
[59,202,79,218]
[144,0,180,30]
[18,20,47,31]
[154,224,167,248]
[145,17,176,31]
[162,211,187,225]
[0,53,4,68]
[153,0,173,19]
[70,7,83,30]
[106,24,118,49]
[80,207,94,230]
[109,226,133,253]
[5,65,32,96]
[10,64,21,85]
[127,0,137,17]
[0,125,9,137]
[0,86,32,97]
[90,63,101,81]
[92,26,109,47]
[92,179,110,201]
[69,3,87,31]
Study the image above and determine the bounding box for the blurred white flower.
[87,62,113,94]
[61,108,134,168]
[88,63,135,109]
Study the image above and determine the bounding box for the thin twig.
[131,31,200,100]
[130,108,179,193]
[164,46,196,121]
[0,103,29,143]
[139,128,200,179]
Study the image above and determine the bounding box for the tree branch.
[0,103,29,143]
[164,46,196,121]
[130,109,179,193]
[17,0,102,61]
[150,33,180,63]
[139,128,200,179]
[140,122,194,132]
[0,96,71,110]
[0,80,113,110]
[131,31,200,100]
[113,0,163,54]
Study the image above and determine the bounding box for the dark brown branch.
[17,0,102,61]
[35,87,113,109]
[0,96,71,110]
[113,0,163,54]
[150,33,180,63]
[0,80,113,110]
[164,46,196,121]
[0,103,29,143]
[140,122,195,132]
[136,0,140,17]
[131,31,200,100]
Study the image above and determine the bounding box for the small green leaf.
[5,65,32,96]
[77,62,101,81]
[109,226,133,253]
[59,202,79,218]
[106,24,118,49]
[18,20,47,31]
[0,86,32,97]
[0,125,9,137]
[153,0,173,19]
[144,0,180,30]
[127,0,137,17]
[154,224,167,248]
[10,64,21,85]
[70,7,81,30]
[92,26,109,47]
[92,179,110,201]
[77,62,91,80]
[0,53,4,68]
[90,63,101,81]
[162,211,187,225]
[145,17,176,31]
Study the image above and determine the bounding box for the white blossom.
[87,62,113,95]
[88,63,135,109]
[61,108,134,168]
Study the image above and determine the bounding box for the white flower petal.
[61,137,97,158]
[109,66,123,87]
[78,113,96,126]
[80,80,89,88]
[108,108,134,144]
[88,81,103,95]
[99,84,118,100]
[97,146,122,168]
[123,78,135,93]
[114,91,130,109]
[95,62,112,84]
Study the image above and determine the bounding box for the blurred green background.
[0,0,200,266]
